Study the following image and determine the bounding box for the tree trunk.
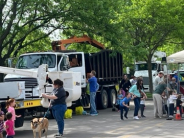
[0,58,5,82]
[147,56,153,93]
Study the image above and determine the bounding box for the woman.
[42,79,67,137]
[129,78,143,120]
[119,74,131,105]
[153,78,170,119]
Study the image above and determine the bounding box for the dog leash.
[40,107,50,123]
[40,89,56,123]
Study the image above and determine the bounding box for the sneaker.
[54,134,63,137]
[154,116,159,119]
[169,115,173,118]
[133,116,139,120]
[124,115,128,119]
[121,118,124,121]
[138,115,141,118]
[90,113,98,116]
[141,115,146,117]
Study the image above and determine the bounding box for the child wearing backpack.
[116,89,124,111]
[120,92,135,120]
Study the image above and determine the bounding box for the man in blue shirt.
[174,71,179,83]
[120,92,135,120]
[174,71,180,93]
[87,70,98,116]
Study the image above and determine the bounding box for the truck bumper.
[15,99,42,109]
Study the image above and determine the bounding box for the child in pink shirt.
[6,98,21,122]
[4,112,15,138]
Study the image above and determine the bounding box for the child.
[0,104,4,138]
[119,92,135,120]
[168,90,178,118]
[6,98,21,122]
[162,91,168,115]
[116,89,124,111]
[4,112,15,138]
[176,94,183,117]
[140,92,147,117]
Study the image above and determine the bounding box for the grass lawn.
[145,92,152,98]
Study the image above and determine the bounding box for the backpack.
[121,89,126,98]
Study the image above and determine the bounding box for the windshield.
[135,63,157,71]
[16,54,56,69]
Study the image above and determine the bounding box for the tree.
[0,0,68,81]
[115,0,184,92]
[0,0,123,81]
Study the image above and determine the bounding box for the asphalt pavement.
[7,101,184,138]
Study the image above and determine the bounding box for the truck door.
[67,53,86,88]
[58,55,70,71]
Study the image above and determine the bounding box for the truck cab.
[134,61,166,91]
[4,52,71,98]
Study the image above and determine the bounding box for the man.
[173,71,179,93]
[173,71,179,83]
[153,78,170,118]
[130,76,137,86]
[153,71,164,90]
[87,70,98,116]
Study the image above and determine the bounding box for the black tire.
[98,89,108,109]
[108,89,116,107]
[75,96,84,107]
[15,109,25,128]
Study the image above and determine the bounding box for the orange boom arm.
[51,35,105,51]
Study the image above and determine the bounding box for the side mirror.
[6,58,14,67]
[126,67,130,74]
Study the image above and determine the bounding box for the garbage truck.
[3,35,123,116]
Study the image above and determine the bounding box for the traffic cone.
[175,107,181,120]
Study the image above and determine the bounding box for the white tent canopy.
[167,50,184,64]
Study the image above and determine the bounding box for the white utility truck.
[2,35,123,125]
[134,51,168,91]
[0,64,81,127]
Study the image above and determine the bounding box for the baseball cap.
[159,71,164,75]
[174,71,177,74]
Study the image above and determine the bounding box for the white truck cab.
[134,51,168,91]
[5,51,86,98]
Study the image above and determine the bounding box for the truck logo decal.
[74,82,80,86]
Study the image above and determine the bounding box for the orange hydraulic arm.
[51,35,105,51]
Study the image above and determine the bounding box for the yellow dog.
[31,118,49,138]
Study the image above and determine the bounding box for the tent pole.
[178,63,180,94]
[167,63,170,118]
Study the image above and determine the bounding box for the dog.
[31,118,49,138]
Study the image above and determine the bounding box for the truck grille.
[4,78,38,88]
[143,77,149,85]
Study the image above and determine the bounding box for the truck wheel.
[108,89,116,107]
[98,89,108,109]
[75,96,84,107]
